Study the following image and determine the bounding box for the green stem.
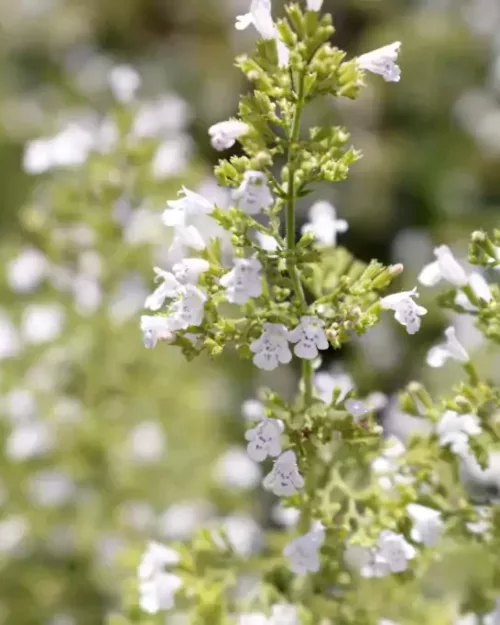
[285,73,313,406]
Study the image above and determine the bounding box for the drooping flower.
[375,530,415,574]
[208,120,250,151]
[358,42,402,83]
[306,0,324,10]
[380,287,427,334]
[436,410,481,455]
[168,285,207,331]
[426,327,469,368]
[108,64,141,103]
[455,272,492,311]
[138,542,182,614]
[283,524,325,574]
[140,315,174,349]
[235,0,289,67]
[232,171,274,215]
[145,268,181,311]
[345,398,369,419]
[263,450,304,497]
[406,503,444,547]
[418,245,468,288]
[245,418,283,462]
[287,316,329,359]
[250,323,292,370]
[220,258,262,304]
[301,201,348,246]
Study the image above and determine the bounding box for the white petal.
[418,261,442,287]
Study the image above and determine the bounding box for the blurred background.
[1,0,500,623]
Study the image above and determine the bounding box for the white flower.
[407,503,443,546]
[6,421,53,461]
[372,436,412,491]
[235,0,275,38]
[168,285,207,330]
[436,410,481,455]
[164,186,214,226]
[168,225,206,262]
[233,171,274,215]
[213,446,261,490]
[21,304,65,344]
[269,603,300,625]
[7,247,47,293]
[426,327,469,368]
[239,614,269,625]
[140,315,174,348]
[250,323,292,370]
[358,42,402,83]
[301,201,348,246]
[287,316,329,359]
[208,120,249,151]
[455,273,492,311]
[220,258,262,304]
[306,0,323,10]
[376,530,416,574]
[145,267,180,311]
[245,418,283,462]
[139,573,183,613]
[283,525,325,574]
[418,245,468,287]
[138,542,181,614]
[173,258,210,284]
[128,421,166,463]
[380,287,427,334]
[241,399,266,421]
[345,398,369,419]
[314,368,353,404]
[108,65,141,103]
[263,450,304,497]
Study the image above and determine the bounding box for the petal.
[426,345,449,368]
[235,12,253,30]
[294,342,318,360]
[277,345,293,364]
[418,261,442,287]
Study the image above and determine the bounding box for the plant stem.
[285,72,313,406]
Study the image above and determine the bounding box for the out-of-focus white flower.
[372,436,411,491]
[138,541,182,613]
[214,446,261,490]
[250,323,292,371]
[221,258,263,304]
[108,64,141,103]
[269,603,300,625]
[436,410,481,455]
[6,421,53,461]
[255,231,281,252]
[2,388,37,423]
[6,247,47,293]
[301,201,348,246]
[245,418,283,462]
[314,368,353,404]
[241,399,266,421]
[407,503,444,546]
[159,500,215,540]
[380,287,427,334]
[21,304,65,344]
[271,503,300,528]
[306,0,323,10]
[283,524,325,574]
[0,311,21,360]
[128,421,166,463]
[239,613,269,625]
[263,450,304,497]
[151,136,191,179]
[0,515,29,553]
[418,245,468,287]
[233,171,274,215]
[345,398,369,419]
[140,315,174,349]
[455,273,492,310]
[358,42,402,82]
[371,531,415,575]
[208,120,249,151]
[28,470,75,508]
[132,95,190,138]
[426,327,469,368]
[287,316,329,359]
[223,514,263,555]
